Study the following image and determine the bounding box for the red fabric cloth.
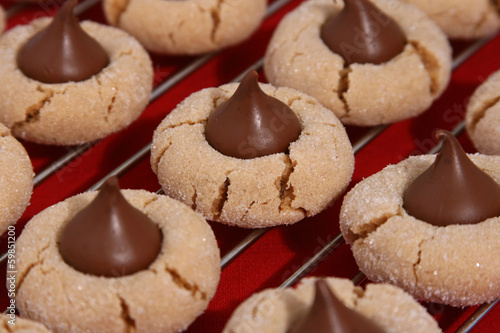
[0,0,498,332]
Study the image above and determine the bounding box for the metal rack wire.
[1,0,498,332]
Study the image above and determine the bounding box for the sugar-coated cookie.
[0,11,153,145]
[103,0,267,55]
[0,314,52,332]
[223,277,441,333]
[339,151,500,306]
[151,74,354,228]
[466,69,500,155]
[400,0,500,40]
[264,0,452,126]
[14,187,221,333]
[0,123,33,235]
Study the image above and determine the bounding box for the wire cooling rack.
[0,0,499,332]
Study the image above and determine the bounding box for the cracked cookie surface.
[400,0,500,40]
[222,276,441,333]
[339,155,500,306]
[150,83,354,228]
[102,0,267,55]
[0,123,33,235]
[466,69,500,155]
[0,18,153,145]
[14,190,220,333]
[263,0,452,126]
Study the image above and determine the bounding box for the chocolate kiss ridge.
[320,0,406,66]
[59,178,162,277]
[403,130,500,227]
[17,0,109,84]
[290,280,386,333]
[205,70,301,159]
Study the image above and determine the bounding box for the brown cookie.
[0,314,52,332]
[400,0,500,40]
[339,154,500,306]
[14,189,221,332]
[0,123,33,235]
[264,0,452,126]
[102,0,267,55]
[150,82,354,228]
[0,17,153,145]
[223,277,441,333]
[466,69,500,155]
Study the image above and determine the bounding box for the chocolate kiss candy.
[17,0,109,84]
[205,70,301,159]
[321,0,406,65]
[290,280,386,333]
[59,177,162,277]
[404,130,500,226]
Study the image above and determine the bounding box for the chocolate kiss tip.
[403,129,500,226]
[290,280,385,333]
[62,0,78,16]
[204,70,301,159]
[436,128,454,141]
[17,0,109,84]
[321,0,406,65]
[58,176,162,277]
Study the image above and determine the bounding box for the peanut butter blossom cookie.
[340,130,500,306]
[0,0,153,145]
[466,69,500,155]
[264,0,452,126]
[15,178,220,332]
[399,0,500,40]
[223,277,441,333]
[151,70,354,228]
[0,123,34,235]
[102,0,267,55]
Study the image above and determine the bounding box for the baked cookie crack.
[353,208,404,242]
[213,177,230,219]
[164,265,207,301]
[277,90,303,110]
[118,296,137,333]
[115,49,133,59]
[337,67,351,120]
[290,52,305,67]
[169,32,178,49]
[210,0,223,43]
[105,85,119,123]
[142,196,159,209]
[167,120,206,131]
[241,201,256,221]
[409,41,440,96]
[191,184,198,211]
[292,24,310,43]
[151,140,172,174]
[17,242,51,291]
[413,233,435,287]
[278,155,295,212]
[12,88,55,131]
[468,96,500,132]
